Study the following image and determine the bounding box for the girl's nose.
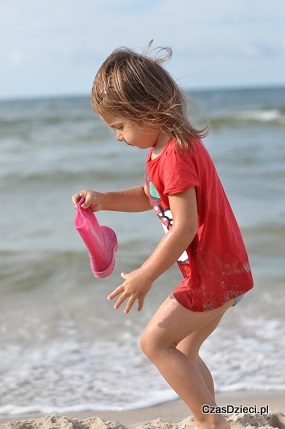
[116,130,124,141]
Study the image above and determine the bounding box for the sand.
[0,391,284,429]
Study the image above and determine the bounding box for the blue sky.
[1,0,284,99]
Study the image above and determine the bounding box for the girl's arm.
[108,187,198,313]
[72,186,152,212]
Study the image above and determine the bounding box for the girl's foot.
[189,415,230,429]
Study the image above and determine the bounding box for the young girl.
[72,46,253,429]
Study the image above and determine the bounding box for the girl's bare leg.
[176,314,226,427]
[176,312,225,400]
[196,357,215,400]
[140,295,233,429]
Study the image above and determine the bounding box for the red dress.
[145,139,253,312]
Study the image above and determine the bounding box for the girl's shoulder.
[147,138,209,165]
[168,138,207,159]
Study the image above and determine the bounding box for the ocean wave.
[0,169,141,186]
[208,108,285,128]
[234,109,285,123]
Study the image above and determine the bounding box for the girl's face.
[105,116,169,150]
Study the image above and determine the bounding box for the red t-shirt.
[145,138,253,311]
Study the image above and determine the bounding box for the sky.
[1,0,284,99]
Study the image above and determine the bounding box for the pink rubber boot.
[74,197,118,278]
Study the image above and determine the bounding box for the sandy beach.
[0,391,284,429]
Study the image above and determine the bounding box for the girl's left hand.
[108,270,153,314]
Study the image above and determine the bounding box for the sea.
[0,86,284,417]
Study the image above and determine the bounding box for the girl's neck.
[152,132,171,159]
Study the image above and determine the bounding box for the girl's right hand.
[72,189,105,212]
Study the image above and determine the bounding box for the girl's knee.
[140,324,179,363]
[140,326,164,361]
[140,328,154,359]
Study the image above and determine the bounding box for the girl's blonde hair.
[91,45,208,152]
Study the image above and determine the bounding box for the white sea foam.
[235,109,284,123]
[0,308,284,416]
